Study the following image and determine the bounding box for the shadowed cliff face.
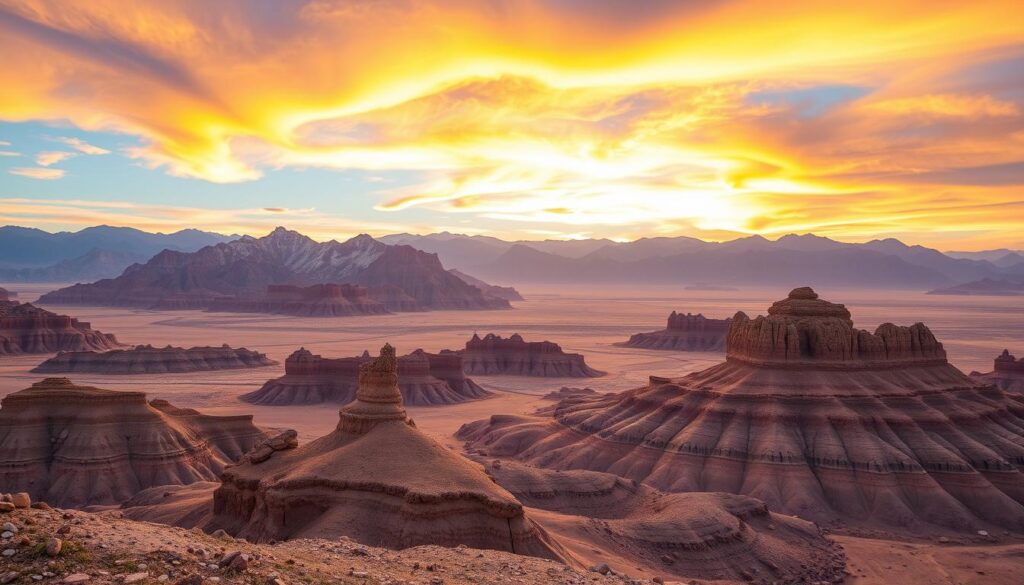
[460,333,605,377]
[31,344,276,374]
[458,287,1024,533]
[0,378,266,508]
[623,311,732,351]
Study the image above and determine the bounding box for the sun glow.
[0,1,1022,246]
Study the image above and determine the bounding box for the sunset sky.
[0,1,1022,249]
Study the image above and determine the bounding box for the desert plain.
[2,282,1023,584]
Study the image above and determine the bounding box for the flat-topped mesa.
[457,289,1024,532]
[0,302,122,355]
[623,311,732,351]
[208,283,389,317]
[461,333,605,377]
[241,346,491,406]
[726,286,946,368]
[211,344,564,558]
[0,377,265,508]
[32,343,276,374]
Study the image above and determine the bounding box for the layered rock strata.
[0,378,265,508]
[32,344,276,374]
[207,284,389,317]
[241,347,491,406]
[972,349,1024,393]
[212,344,565,559]
[0,302,121,355]
[458,287,1024,532]
[460,333,604,377]
[621,311,731,351]
[479,460,843,584]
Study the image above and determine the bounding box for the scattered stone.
[211,529,230,540]
[123,573,148,584]
[0,573,18,585]
[174,575,202,585]
[2,522,16,533]
[45,537,63,556]
[10,494,31,509]
[0,503,14,513]
[2,549,15,557]
[63,574,90,584]
[589,564,610,575]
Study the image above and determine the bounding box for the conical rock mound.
[0,378,265,508]
[213,344,565,559]
[458,288,1024,533]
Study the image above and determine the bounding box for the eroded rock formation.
[241,347,491,406]
[458,287,1024,533]
[32,344,276,374]
[212,344,565,559]
[39,228,511,313]
[207,284,389,317]
[0,287,15,301]
[0,302,121,356]
[0,378,265,508]
[621,311,731,351]
[478,460,843,584]
[460,333,604,377]
[972,349,1024,393]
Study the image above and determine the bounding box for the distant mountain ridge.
[0,225,234,281]
[39,227,510,313]
[383,232,1019,289]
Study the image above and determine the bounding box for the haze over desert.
[3,2,1024,584]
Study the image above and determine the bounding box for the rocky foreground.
[0,497,636,585]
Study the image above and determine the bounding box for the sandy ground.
[4,282,1024,583]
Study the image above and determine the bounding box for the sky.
[0,0,1022,250]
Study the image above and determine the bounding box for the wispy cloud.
[0,150,19,157]
[55,137,110,155]
[9,167,65,180]
[35,150,76,166]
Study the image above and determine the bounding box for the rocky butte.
[621,310,732,351]
[0,302,121,355]
[32,344,276,374]
[458,287,1024,533]
[0,378,265,508]
[0,286,16,301]
[212,344,563,557]
[460,333,605,377]
[972,349,1024,393]
[39,227,510,314]
[241,347,491,406]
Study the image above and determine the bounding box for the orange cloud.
[0,1,1022,247]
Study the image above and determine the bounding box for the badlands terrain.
[1,282,1024,584]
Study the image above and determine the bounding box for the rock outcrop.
[972,349,1024,393]
[0,287,15,301]
[212,344,565,559]
[449,269,524,301]
[241,347,491,406]
[0,378,266,508]
[621,311,731,351]
[39,227,510,313]
[207,283,389,317]
[0,302,121,356]
[478,460,843,584]
[458,287,1024,533]
[32,344,276,374]
[460,334,604,377]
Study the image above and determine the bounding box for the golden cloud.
[0,1,1022,246]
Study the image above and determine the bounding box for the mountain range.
[381,232,1024,289]
[0,225,234,282]
[39,227,510,312]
